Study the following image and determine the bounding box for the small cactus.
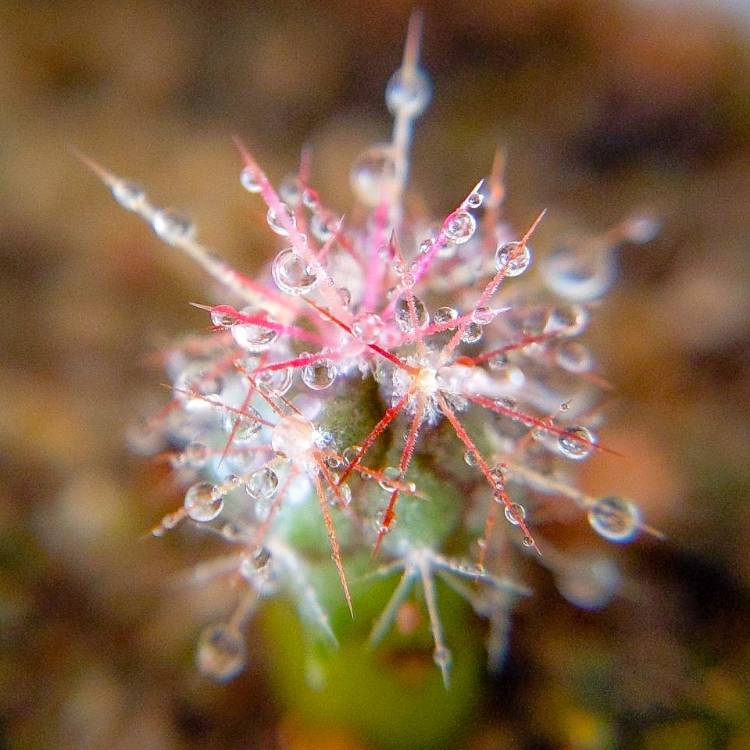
[83,11,660,689]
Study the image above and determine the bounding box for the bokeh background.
[1,1,749,748]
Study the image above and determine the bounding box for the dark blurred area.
[1,1,749,748]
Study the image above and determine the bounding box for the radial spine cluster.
[86,12,659,687]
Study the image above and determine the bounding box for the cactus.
[82,11,660,699]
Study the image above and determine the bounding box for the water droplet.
[230,307,279,352]
[266,204,296,236]
[472,306,496,325]
[556,557,621,610]
[495,241,532,276]
[245,467,279,500]
[257,366,293,396]
[240,167,262,193]
[210,308,236,328]
[240,546,272,579]
[338,287,351,307]
[174,363,224,401]
[184,482,224,522]
[546,304,589,336]
[418,238,433,255]
[522,536,534,547]
[351,312,383,344]
[433,306,458,326]
[184,441,209,468]
[622,215,660,244]
[350,144,396,207]
[488,352,509,370]
[342,445,362,465]
[272,414,315,458]
[558,426,595,460]
[588,496,641,542]
[152,209,194,245]
[327,481,352,507]
[463,450,477,467]
[378,466,402,491]
[310,213,335,243]
[555,341,593,373]
[196,623,246,681]
[301,189,318,210]
[444,210,476,245]
[541,244,615,302]
[489,465,506,489]
[111,180,145,211]
[271,247,318,295]
[223,407,262,441]
[394,294,429,333]
[433,645,453,671]
[504,502,527,526]
[279,175,302,207]
[466,192,483,209]
[385,66,431,117]
[301,358,337,390]
[461,321,483,344]
[399,270,415,288]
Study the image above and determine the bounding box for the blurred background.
[1,0,749,748]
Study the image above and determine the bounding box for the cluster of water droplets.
[100,19,661,688]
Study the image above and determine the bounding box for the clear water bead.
[385,66,431,117]
[327,481,353,507]
[379,466,402,492]
[184,441,209,468]
[174,363,224,401]
[240,166,262,193]
[210,308,236,328]
[418,238,433,255]
[541,245,615,302]
[444,210,477,245]
[495,241,532,277]
[351,312,383,344]
[272,247,318,295]
[504,502,527,526]
[546,304,589,336]
[466,192,484,209]
[555,341,593,373]
[196,623,246,681]
[312,213,336,243]
[488,352,509,370]
[152,209,194,245]
[245,467,279,500]
[240,546,272,579]
[301,358,337,390]
[342,445,362,465]
[111,180,145,211]
[556,557,621,610]
[266,204,295,236]
[350,144,396,207]
[223,407,262,441]
[230,307,279,352]
[461,321,483,344]
[463,450,477,467]
[472,306,496,325]
[257,366,293,396]
[272,414,315,458]
[489,465,506,489]
[184,482,223,522]
[433,306,458,326]
[557,426,595,460]
[279,175,302,207]
[588,496,641,543]
[394,294,429,333]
